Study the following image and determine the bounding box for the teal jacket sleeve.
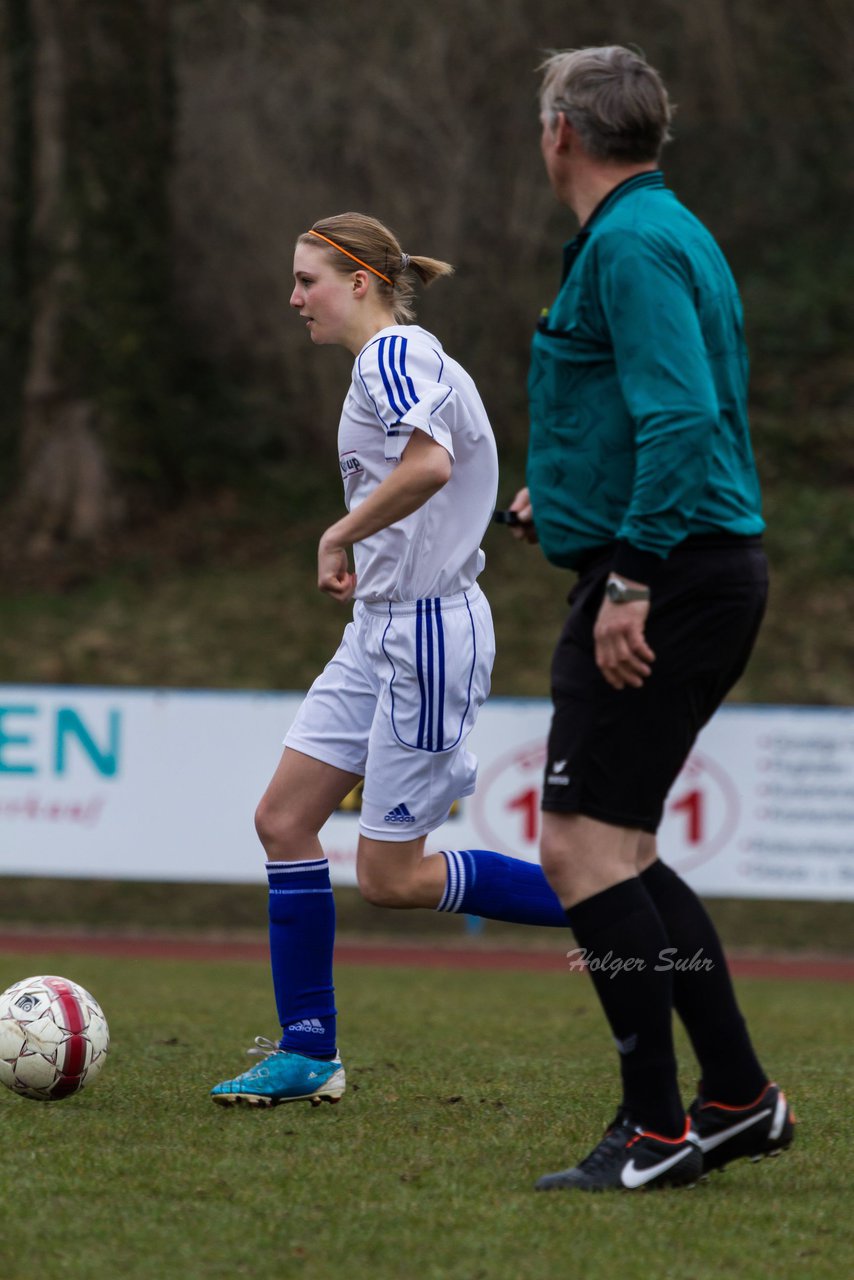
[596,230,719,568]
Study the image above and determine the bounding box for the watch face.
[606,579,648,603]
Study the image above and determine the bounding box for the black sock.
[641,860,767,1105]
[566,878,684,1138]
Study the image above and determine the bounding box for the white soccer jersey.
[339,325,499,603]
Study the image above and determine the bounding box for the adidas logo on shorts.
[384,803,416,824]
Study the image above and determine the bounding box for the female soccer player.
[210,213,566,1107]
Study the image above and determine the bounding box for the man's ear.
[554,111,575,153]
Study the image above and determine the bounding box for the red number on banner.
[670,788,704,845]
[506,787,540,844]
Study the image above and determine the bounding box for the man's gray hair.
[539,46,673,163]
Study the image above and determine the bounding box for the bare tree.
[12,0,172,554]
[3,0,851,553]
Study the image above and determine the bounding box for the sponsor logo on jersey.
[384,803,416,824]
[339,452,364,478]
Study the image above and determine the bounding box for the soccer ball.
[0,974,110,1102]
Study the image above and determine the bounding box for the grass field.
[0,947,850,1280]
[1,479,853,705]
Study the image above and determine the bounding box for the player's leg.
[357,587,567,925]
[435,847,568,925]
[255,744,361,859]
[210,748,357,1108]
[212,617,375,1107]
[256,747,360,1061]
[358,831,567,923]
[356,831,435,904]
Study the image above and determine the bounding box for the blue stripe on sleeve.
[378,336,405,420]
[399,337,419,406]
[388,335,412,413]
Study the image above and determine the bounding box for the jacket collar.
[561,171,665,280]
[583,169,664,230]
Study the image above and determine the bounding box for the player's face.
[290,244,357,348]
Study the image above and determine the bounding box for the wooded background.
[0,0,851,555]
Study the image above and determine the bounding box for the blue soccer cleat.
[210,1036,346,1108]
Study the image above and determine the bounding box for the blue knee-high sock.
[437,849,566,927]
[267,858,337,1059]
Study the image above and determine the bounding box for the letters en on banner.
[1,686,853,901]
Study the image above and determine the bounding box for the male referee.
[509,46,795,1191]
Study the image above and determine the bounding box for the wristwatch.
[605,576,651,604]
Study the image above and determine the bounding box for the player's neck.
[343,307,399,356]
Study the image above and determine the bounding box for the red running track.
[0,931,852,982]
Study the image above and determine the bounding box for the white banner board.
[1,686,853,900]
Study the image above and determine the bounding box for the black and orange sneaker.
[689,1082,795,1173]
[535,1115,703,1192]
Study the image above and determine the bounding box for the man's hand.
[508,486,539,543]
[593,587,655,689]
[318,530,356,602]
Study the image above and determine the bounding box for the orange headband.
[307,230,393,286]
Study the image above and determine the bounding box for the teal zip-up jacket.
[527,172,764,580]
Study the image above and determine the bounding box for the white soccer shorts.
[284,585,495,840]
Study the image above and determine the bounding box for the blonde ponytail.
[298,213,454,323]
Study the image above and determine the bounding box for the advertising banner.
[1,686,853,900]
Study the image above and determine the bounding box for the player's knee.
[254,797,311,857]
[254,796,278,850]
[357,863,411,909]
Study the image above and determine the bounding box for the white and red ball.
[0,974,109,1101]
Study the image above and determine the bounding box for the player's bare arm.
[593,584,655,690]
[318,430,452,601]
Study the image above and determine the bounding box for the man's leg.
[636,834,766,1102]
[541,812,685,1137]
[636,836,794,1169]
[534,811,702,1191]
